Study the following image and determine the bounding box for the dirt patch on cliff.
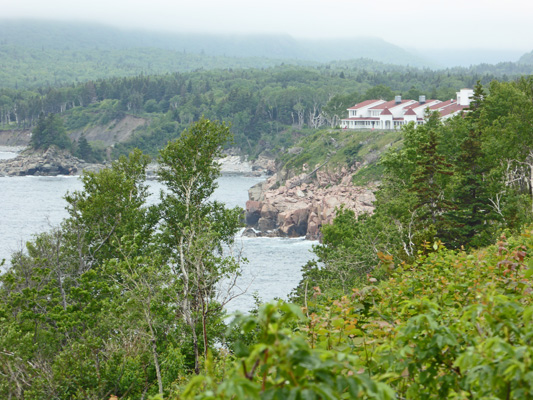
[0,115,146,149]
[69,115,147,146]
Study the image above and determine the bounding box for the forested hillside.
[0,20,422,61]
[0,20,431,89]
[0,44,301,90]
[0,20,420,89]
[1,20,533,90]
[519,50,533,65]
[0,64,522,159]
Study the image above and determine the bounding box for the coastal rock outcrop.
[0,147,105,177]
[245,163,376,240]
[217,154,276,176]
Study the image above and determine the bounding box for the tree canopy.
[0,119,242,398]
[30,112,71,150]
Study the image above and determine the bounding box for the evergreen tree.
[449,82,496,247]
[410,112,454,236]
[31,112,71,150]
[75,134,93,161]
[30,112,47,149]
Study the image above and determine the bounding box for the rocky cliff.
[0,147,105,176]
[244,163,376,240]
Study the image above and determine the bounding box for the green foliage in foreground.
[0,119,242,399]
[2,109,533,399]
[182,302,395,400]
[180,229,533,399]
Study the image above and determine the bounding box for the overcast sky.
[2,0,532,51]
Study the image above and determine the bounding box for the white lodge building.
[340,88,474,130]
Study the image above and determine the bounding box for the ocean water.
[0,152,316,313]
[0,148,19,160]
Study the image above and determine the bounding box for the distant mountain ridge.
[411,48,525,68]
[0,19,532,90]
[518,50,533,65]
[0,19,432,67]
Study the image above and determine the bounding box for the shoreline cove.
[0,153,315,313]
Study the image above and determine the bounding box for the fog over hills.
[0,18,532,90]
[518,50,533,65]
[0,19,435,67]
[411,48,526,68]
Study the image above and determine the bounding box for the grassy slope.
[277,128,402,185]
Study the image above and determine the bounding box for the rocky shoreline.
[0,147,276,178]
[218,154,276,176]
[244,163,376,240]
[1,145,375,241]
[0,147,105,177]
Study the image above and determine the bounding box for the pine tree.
[30,112,47,149]
[450,82,496,247]
[410,112,454,241]
[75,135,93,161]
[30,112,71,151]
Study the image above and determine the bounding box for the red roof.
[438,103,467,117]
[347,99,384,110]
[381,108,392,115]
[370,99,414,110]
[429,100,454,110]
[413,100,439,109]
[404,108,417,116]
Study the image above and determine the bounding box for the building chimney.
[457,88,474,106]
[419,95,426,104]
[395,95,402,104]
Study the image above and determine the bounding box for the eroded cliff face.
[0,130,31,147]
[68,115,147,146]
[245,163,376,240]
